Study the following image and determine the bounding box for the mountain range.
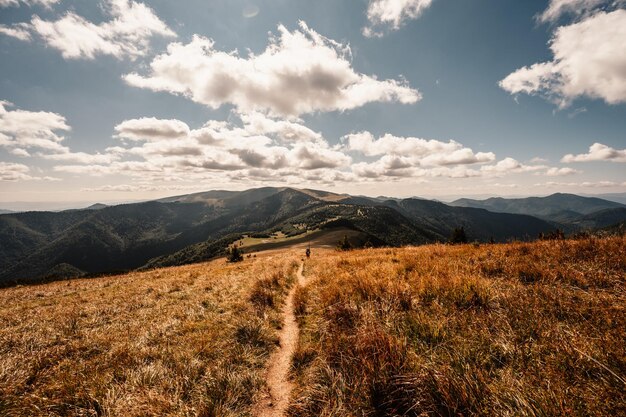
[0,188,624,286]
[451,193,624,222]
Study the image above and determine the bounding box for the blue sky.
[0,0,625,208]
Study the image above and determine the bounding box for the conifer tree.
[450,227,468,244]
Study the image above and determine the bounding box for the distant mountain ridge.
[583,192,626,205]
[451,193,624,222]
[0,188,624,286]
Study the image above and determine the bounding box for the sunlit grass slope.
[290,237,625,416]
[0,254,299,416]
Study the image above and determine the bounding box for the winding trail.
[253,261,305,417]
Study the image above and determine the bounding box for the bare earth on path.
[253,261,306,417]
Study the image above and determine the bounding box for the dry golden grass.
[2,238,624,416]
[289,237,626,416]
[0,253,299,416]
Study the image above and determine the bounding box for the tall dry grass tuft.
[0,253,299,416]
[288,236,626,416]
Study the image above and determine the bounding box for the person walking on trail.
[305,247,311,258]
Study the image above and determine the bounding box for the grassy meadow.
[0,237,624,416]
[289,237,625,416]
[0,253,299,416]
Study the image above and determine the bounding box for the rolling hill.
[383,198,554,241]
[568,207,626,230]
[1,187,624,285]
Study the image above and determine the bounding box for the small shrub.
[249,285,274,309]
[539,229,565,240]
[234,321,272,348]
[225,245,244,262]
[337,235,353,251]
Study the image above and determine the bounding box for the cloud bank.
[0,105,606,190]
[52,113,353,185]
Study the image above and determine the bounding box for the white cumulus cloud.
[0,101,122,166]
[343,131,495,166]
[124,21,420,117]
[239,112,324,144]
[561,142,626,162]
[57,114,352,181]
[0,0,176,59]
[0,0,58,8]
[341,132,564,181]
[537,0,608,23]
[480,157,546,175]
[500,10,626,107]
[0,24,32,41]
[363,0,434,37]
[114,118,191,141]
[0,162,30,181]
[0,161,58,181]
[0,100,70,153]
[544,167,581,176]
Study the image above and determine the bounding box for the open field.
[289,236,626,416]
[238,227,368,254]
[0,253,300,416]
[0,236,624,416]
[238,230,319,249]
